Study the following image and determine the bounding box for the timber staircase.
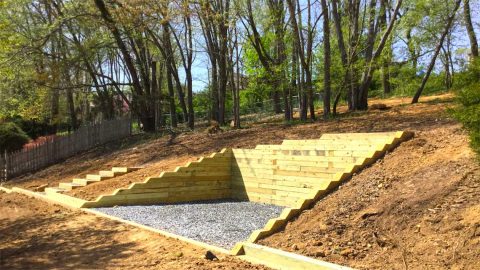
[45,167,142,194]
[75,131,412,209]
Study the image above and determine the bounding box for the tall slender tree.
[463,0,479,58]
[412,0,462,103]
[321,0,331,119]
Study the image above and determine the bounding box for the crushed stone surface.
[94,200,284,249]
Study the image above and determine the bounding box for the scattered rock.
[204,251,218,261]
[292,244,299,250]
[340,248,354,256]
[312,241,323,246]
[361,211,381,219]
[174,251,183,258]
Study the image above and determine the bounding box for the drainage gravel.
[93,200,284,249]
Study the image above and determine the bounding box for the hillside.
[2,93,479,269]
[7,94,457,203]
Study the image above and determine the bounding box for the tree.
[463,0,478,58]
[355,0,403,110]
[93,0,156,131]
[198,0,232,125]
[239,0,292,121]
[412,0,462,104]
[321,0,331,119]
[287,0,320,120]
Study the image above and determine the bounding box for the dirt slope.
[0,191,269,270]
[259,125,480,269]
[5,94,458,202]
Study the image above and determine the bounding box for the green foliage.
[9,117,55,140]
[454,58,480,89]
[0,122,30,153]
[368,65,447,99]
[0,0,52,121]
[193,89,212,120]
[452,82,480,155]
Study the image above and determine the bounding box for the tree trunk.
[356,0,403,110]
[463,0,479,58]
[412,0,462,103]
[166,65,177,128]
[234,27,241,128]
[162,23,188,124]
[210,58,219,122]
[186,71,194,129]
[321,0,331,119]
[151,61,158,130]
[442,46,453,89]
[382,64,391,94]
[217,42,228,126]
[94,0,154,131]
[380,0,391,94]
[406,27,418,72]
[185,13,195,130]
[331,0,350,114]
[287,0,314,120]
[66,84,77,130]
[156,62,165,128]
[272,90,282,114]
[291,38,298,120]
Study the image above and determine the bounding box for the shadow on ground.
[0,214,135,269]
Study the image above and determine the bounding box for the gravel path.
[94,200,284,249]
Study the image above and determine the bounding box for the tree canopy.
[0,0,478,132]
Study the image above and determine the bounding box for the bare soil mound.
[259,125,480,270]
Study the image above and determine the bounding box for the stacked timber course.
[75,131,411,209]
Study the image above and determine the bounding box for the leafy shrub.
[0,122,30,153]
[11,118,56,139]
[452,83,480,154]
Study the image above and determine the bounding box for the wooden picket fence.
[0,118,132,181]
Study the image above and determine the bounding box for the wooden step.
[255,144,384,151]
[86,174,103,181]
[72,178,95,185]
[59,182,84,191]
[281,136,394,146]
[99,170,116,177]
[43,189,88,208]
[111,167,143,173]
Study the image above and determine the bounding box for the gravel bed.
[94,200,284,249]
